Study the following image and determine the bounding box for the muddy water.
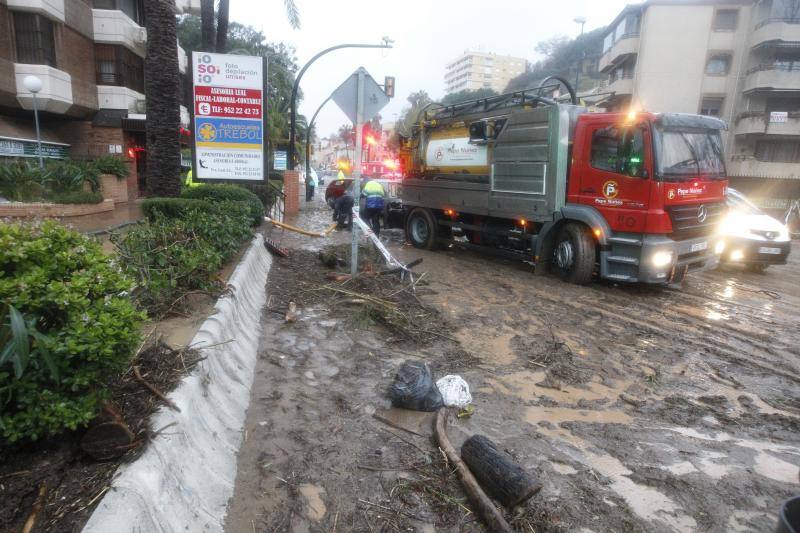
[228,196,800,532]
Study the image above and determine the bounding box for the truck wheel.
[406,208,438,250]
[551,223,595,285]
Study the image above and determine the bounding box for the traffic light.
[384,76,395,98]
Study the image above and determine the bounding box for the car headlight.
[718,212,752,238]
[778,225,791,242]
[715,240,726,255]
[730,249,745,261]
[652,250,674,268]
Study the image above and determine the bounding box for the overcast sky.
[228,0,631,139]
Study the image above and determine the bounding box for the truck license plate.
[759,247,781,255]
[690,241,708,252]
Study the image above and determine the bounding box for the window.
[755,140,800,163]
[93,0,144,24]
[700,97,724,117]
[603,32,613,53]
[13,12,56,67]
[95,44,144,93]
[713,9,739,30]
[706,53,732,75]
[590,126,647,177]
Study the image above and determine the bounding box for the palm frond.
[284,0,301,30]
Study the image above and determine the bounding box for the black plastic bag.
[388,362,444,412]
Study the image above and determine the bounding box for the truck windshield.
[655,128,725,180]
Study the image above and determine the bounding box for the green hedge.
[93,155,130,178]
[44,190,104,205]
[112,206,253,315]
[181,184,264,226]
[0,221,143,442]
[141,197,215,221]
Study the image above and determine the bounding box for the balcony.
[96,85,143,112]
[6,0,65,22]
[607,75,634,96]
[744,65,800,93]
[752,18,800,49]
[728,158,800,180]
[14,63,72,114]
[92,9,146,57]
[175,0,201,15]
[178,45,187,75]
[599,34,639,73]
[735,112,800,136]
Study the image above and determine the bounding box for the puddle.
[298,484,326,522]
[487,371,631,406]
[525,406,632,426]
[666,427,800,484]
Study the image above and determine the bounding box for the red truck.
[399,79,728,285]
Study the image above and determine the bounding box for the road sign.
[331,67,390,125]
[273,150,287,170]
[192,52,264,181]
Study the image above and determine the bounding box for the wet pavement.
[228,193,800,532]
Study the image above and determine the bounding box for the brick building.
[0,0,197,200]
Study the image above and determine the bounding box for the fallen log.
[433,408,513,533]
[461,434,542,508]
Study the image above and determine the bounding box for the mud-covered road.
[227,196,800,532]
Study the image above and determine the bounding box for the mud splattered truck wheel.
[399,77,729,286]
[551,223,596,284]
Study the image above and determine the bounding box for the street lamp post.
[287,38,393,175]
[23,75,44,169]
[573,16,587,95]
[305,95,332,200]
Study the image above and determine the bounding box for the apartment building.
[599,0,800,208]
[444,51,526,94]
[0,0,197,198]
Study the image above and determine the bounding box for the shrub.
[0,221,143,442]
[44,190,104,204]
[0,162,44,201]
[93,155,130,178]
[181,184,264,226]
[239,181,284,213]
[141,197,214,221]
[111,207,253,315]
[44,160,101,193]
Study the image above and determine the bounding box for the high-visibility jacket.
[337,170,346,181]
[184,169,200,188]
[362,180,385,209]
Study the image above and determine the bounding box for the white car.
[718,188,791,272]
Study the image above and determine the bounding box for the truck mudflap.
[602,232,723,284]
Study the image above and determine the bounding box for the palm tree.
[200,0,214,51]
[144,0,182,197]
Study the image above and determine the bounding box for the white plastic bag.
[436,375,472,408]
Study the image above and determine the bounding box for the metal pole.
[306,95,332,199]
[32,93,43,169]
[574,21,585,95]
[288,42,391,172]
[350,69,365,277]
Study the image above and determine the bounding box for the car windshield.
[656,128,725,180]
[727,189,762,215]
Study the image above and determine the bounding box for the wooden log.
[461,434,542,508]
[433,408,513,533]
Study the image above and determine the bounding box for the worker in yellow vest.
[361,178,385,236]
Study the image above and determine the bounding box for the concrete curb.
[83,234,272,533]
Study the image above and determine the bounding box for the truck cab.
[567,112,727,283]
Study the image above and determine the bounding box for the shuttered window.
[13,12,56,67]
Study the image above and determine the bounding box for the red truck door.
[574,121,653,233]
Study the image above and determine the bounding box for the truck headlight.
[715,240,726,255]
[652,250,674,268]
